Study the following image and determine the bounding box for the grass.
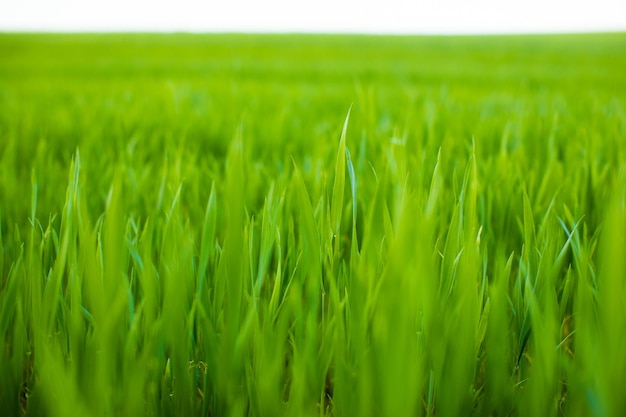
[1,32,626,416]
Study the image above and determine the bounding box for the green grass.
[1,32,626,416]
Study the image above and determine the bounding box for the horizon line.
[2,28,626,37]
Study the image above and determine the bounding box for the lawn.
[1,32,625,416]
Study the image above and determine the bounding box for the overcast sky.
[1,0,625,34]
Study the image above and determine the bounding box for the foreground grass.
[1,33,626,416]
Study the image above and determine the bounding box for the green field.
[1,33,626,416]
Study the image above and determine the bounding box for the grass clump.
[1,33,626,416]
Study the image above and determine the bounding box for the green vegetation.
[1,32,626,416]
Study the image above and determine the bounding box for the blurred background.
[1,0,625,34]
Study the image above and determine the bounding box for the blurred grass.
[1,32,625,416]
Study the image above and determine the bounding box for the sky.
[1,0,625,34]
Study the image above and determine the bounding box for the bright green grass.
[1,33,626,416]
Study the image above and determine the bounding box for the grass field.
[1,33,626,416]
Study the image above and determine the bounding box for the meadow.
[1,32,625,416]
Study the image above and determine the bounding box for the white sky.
[1,0,625,34]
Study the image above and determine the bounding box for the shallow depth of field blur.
[1,33,626,416]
